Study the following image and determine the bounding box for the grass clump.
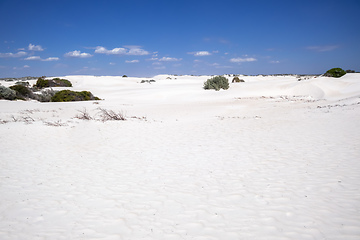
[203,75,229,91]
[51,90,100,102]
[324,68,346,78]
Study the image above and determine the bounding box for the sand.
[1,74,360,239]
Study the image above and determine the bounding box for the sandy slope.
[1,74,360,239]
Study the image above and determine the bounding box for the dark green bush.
[34,77,50,89]
[52,78,72,87]
[9,85,34,100]
[204,75,229,91]
[51,90,100,102]
[34,77,72,89]
[324,68,346,78]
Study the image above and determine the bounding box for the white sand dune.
[1,74,360,239]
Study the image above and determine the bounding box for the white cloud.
[188,51,212,56]
[148,57,159,61]
[306,45,339,52]
[23,65,30,68]
[230,57,257,63]
[159,57,182,62]
[25,56,41,60]
[127,48,149,56]
[125,60,139,63]
[95,46,127,55]
[43,57,59,61]
[95,46,150,56]
[25,56,59,61]
[28,44,44,51]
[270,60,280,64]
[0,51,27,58]
[65,50,92,58]
[109,62,116,65]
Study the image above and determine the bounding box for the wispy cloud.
[28,44,44,51]
[159,57,182,62]
[125,60,139,63]
[95,46,150,56]
[95,46,127,55]
[188,51,212,56]
[306,45,339,52]
[64,50,92,58]
[230,57,257,63]
[0,51,27,58]
[24,56,59,61]
[13,65,30,70]
[270,60,280,64]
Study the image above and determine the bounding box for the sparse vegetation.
[140,79,156,83]
[324,68,346,78]
[51,90,100,102]
[97,108,126,121]
[203,75,229,91]
[75,108,93,120]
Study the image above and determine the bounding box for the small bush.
[9,85,34,99]
[0,85,17,100]
[324,68,346,78]
[232,77,245,83]
[51,90,100,102]
[52,78,72,87]
[122,75,128,78]
[34,77,72,89]
[203,75,229,91]
[34,77,50,89]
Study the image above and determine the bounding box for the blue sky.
[1,0,359,77]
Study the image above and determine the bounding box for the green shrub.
[51,90,100,102]
[0,85,17,100]
[9,85,34,99]
[34,77,50,89]
[324,68,346,78]
[52,78,72,87]
[34,77,72,89]
[203,75,229,91]
[122,75,128,78]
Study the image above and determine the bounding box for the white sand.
[1,74,360,240]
